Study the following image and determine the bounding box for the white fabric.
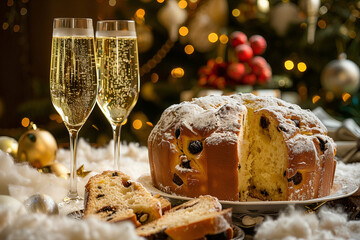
[0,139,360,239]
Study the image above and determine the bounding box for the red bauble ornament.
[249,35,267,55]
[242,74,257,85]
[257,65,272,83]
[235,44,253,62]
[230,31,248,48]
[227,62,245,82]
[249,56,267,75]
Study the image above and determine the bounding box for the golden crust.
[148,93,336,201]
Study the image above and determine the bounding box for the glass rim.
[97,20,135,23]
[53,17,93,21]
[53,18,94,37]
[96,20,136,37]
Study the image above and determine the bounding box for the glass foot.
[58,194,84,215]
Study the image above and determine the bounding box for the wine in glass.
[95,20,140,170]
[50,18,98,207]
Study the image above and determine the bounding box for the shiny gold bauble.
[0,136,18,158]
[40,162,69,179]
[17,127,58,169]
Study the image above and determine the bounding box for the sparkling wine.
[50,36,98,129]
[96,36,140,124]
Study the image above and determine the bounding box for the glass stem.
[113,123,122,170]
[68,129,79,199]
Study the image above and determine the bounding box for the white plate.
[138,175,359,215]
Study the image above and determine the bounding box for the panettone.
[83,171,163,226]
[148,93,337,201]
[136,195,233,240]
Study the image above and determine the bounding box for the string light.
[7,0,14,7]
[179,26,189,36]
[157,0,164,3]
[319,6,328,15]
[2,22,9,30]
[171,68,185,78]
[349,30,356,39]
[257,0,270,13]
[312,95,321,104]
[184,44,194,55]
[108,0,116,7]
[20,8,27,16]
[151,73,159,83]
[297,62,307,72]
[342,92,351,102]
[21,117,30,127]
[133,119,143,130]
[178,0,187,9]
[284,60,294,70]
[232,9,240,17]
[318,19,326,29]
[136,9,145,18]
[208,33,218,43]
[13,25,20,32]
[219,34,228,44]
[140,39,174,76]
[146,122,153,127]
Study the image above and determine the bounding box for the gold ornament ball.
[0,136,18,158]
[17,128,58,168]
[40,162,69,179]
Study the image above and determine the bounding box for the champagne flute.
[95,20,140,170]
[50,18,98,207]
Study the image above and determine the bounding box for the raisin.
[260,116,270,129]
[317,137,326,152]
[112,172,118,177]
[288,106,294,110]
[292,119,300,128]
[175,128,180,139]
[238,164,241,170]
[188,140,203,154]
[122,180,132,188]
[97,206,116,214]
[288,172,302,185]
[106,217,113,221]
[278,188,282,194]
[96,194,105,199]
[260,190,269,196]
[251,185,256,189]
[173,173,184,186]
[97,186,102,189]
[283,170,287,177]
[181,160,191,169]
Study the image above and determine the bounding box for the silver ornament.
[24,194,59,215]
[321,53,360,97]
